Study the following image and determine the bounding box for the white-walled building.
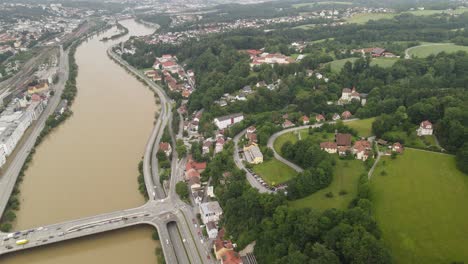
[199,201,223,224]
[214,113,244,130]
[417,120,433,136]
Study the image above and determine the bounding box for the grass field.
[274,130,335,154]
[371,149,468,263]
[293,24,316,30]
[347,8,468,24]
[372,57,400,68]
[290,159,365,210]
[253,158,297,185]
[346,13,396,24]
[329,57,398,72]
[273,132,300,155]
[293,1,352,8]
[382,129,440,150]
[407,43,468,58]
[345,118,375,137]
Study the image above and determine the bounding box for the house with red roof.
[342,111,352,120]
[392,142,404,154]
[214,229,234,260]
[353,140,372,161]
[185,155,207,180]
[335,133,352,147]
[221,250,243,264]
[159,142,172,157]
[316,114,325,122]
[417,120,433,136]
[282,119,295,128]
[301,115,310,125]
[320,142,337,154]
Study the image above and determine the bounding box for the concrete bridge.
[0,199,203,264]
[0,43,212,263]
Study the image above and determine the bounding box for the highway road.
[0,38,212,263]
[0,46,69,216]
[108,46,212,264]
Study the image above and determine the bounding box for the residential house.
[246,126,256,135]
[392,142,404,154]
[206,221,218,239]
[159,142,172,157]
[246,133,257,144]
[215,137,225,153]
[188,176,201,193]
[243,143,263,164]
[339,87,360,104]
[335,133,352,147]
[316,114,325,122]
[338,146,350,156]
[185,155,207,180]
[332,113,341,121]
[221,251,244,264]
[320,142,338,154]
[214,113,244,130]
[282,119,295,128]
[214,229,234,260]
[242,85,253,94]
[417,120,433,136]
[301,115,310,125]
[202,139,212,155]
[199,201,223,224]
[342,111,352,120]
[353,140,372,161]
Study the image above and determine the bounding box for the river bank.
[1,19,160,264]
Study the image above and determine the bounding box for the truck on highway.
[15,239,29,245]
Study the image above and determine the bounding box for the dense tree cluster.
[281,139,335,200]
[201,143,391,263]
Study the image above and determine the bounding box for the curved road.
[404,43,451,59]
[233,129,272,193]
[233,119,361,191]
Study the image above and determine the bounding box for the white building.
[417,120,433,136]
[214,113,244,130]
[199,201,223,224]
[206,221,218,239]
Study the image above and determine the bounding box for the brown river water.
[1,19,160,263]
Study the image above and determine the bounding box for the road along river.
[1,19,161,263]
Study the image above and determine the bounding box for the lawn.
[383,129,440,150]
[290,159,366,210]
[273,132,300,154]
[293,1,352,8]
[274,130,335,154]
[253,158,297,185]
[371,57,399,68]
[407,43,468,58]
[346,13,396,24]
[371,149,468,263]
[345,117,375,137]
[329,58,398,72]
[347,8,468,24]
[329,58,358,72]
[293,24,316,30]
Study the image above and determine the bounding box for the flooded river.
[2,19,160,263]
